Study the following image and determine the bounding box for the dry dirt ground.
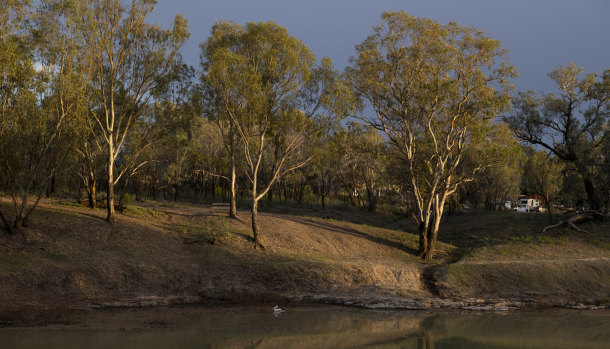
[0,199,609,325]
[0,200,442,325]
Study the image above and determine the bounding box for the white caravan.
[516,198,540,212]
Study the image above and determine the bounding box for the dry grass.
[0,198,608,315]
[0,198,433,316]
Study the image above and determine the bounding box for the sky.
[148,0,610,93]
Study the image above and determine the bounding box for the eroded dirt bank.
[1,202,609,326]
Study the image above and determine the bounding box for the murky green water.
[1,306,608,348]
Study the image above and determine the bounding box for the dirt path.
[455,257,610,265]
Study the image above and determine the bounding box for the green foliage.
[521,149,563,219]
[0,0,89,228]
[122,193,132,208]
[347,11,517,259]
[201,20,354,240]
[124,206,161,218]
[506,63,610,212]
[72,0,190,221]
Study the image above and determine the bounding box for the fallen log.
[542,214,594,233]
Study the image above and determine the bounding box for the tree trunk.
[21,185,48,227]
[297,180,305,205]
[366,186,376,212]
[251,197,263,249]
[423,214,440,261]
[250,173,264,249]
[282,182,288,202]
[152,183,157,201]
[87,175,96,208]
[267,187,273,204]
[356,189,365,207]
[347,191,355,206]
[418,221,428,258]
[50,175,56,196]
[229,161,237,218]
[106,141,115,223]
[46,175,56,198]
[422,195,447,261]
[545,197,553,224]
[582,177,602,214]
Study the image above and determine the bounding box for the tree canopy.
[201,20,352,245]
[347,11,517,259]
[506,63,610,215]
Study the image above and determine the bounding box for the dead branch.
[542,213,594,233]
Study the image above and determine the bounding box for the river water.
[1,306,608,348]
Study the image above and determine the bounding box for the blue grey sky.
[149,0,609,93]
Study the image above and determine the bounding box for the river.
[1,306,608,348]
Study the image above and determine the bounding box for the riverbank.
[1,200,609,326]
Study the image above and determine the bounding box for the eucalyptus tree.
[472,124,523,211]
[349,123,386,212]
[480,165,521,211]
[522,149,563,223]
[328,127,362,207]
[505,63,609,216]
[322,123,386,210]
[200,23,241,217]
[0,0,33,233]
[74,134,103,208]
[0,0,88,232]
[347,11,517,260]
[201,21,351,247]
[74,0,189,222]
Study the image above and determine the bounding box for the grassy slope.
[0,199,609,316]
[436,210,610,303]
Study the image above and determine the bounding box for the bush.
[122,193,132,208]
[124,206,160,218]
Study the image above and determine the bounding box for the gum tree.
[522,149,563,223]
[75,0,189,222]
[201,21,351,247]
[506,63,609,216]
[347,11,517,260]
[1,0,86,231]
[0,0,33,234]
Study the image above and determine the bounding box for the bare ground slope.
[1,200,609,324]
[0,200,442,324]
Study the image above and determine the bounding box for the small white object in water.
[273,305,285,313]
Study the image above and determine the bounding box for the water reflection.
[1,306,608,348]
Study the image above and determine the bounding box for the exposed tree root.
[250,238,266,251]
[543,213,594,233]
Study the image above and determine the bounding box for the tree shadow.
[45,205,108,223]
[266,205,414,232]
[280,215,419,257]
